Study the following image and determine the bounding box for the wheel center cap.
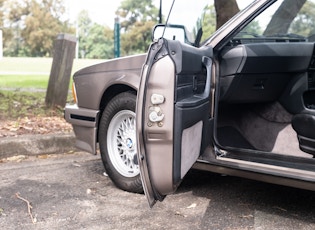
[126,138,133,149]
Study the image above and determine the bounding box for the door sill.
[211,156,315,182]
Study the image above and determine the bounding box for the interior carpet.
[217,126,255,150]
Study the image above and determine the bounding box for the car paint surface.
[65,0,315,195]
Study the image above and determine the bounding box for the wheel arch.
[97,84,137,141]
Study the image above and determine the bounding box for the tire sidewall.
[98,92,143,193]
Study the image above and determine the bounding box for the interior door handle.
[176,56,212,108]
[201,56,212,99]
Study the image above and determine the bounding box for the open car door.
[136,38,214,207]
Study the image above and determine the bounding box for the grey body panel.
[64,0,269,156]
[64,54,146,153]
[74,54,146,110]
[136,38,213,206]
[65,0,315,194]
[64,105,99,153]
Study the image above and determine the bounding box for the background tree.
[3,0,73,57]
[2,0,28,56]
[264,0,306,35]
[198,4,217,42]
[194,2,240,45]
[0,0,254,58]
[289,0,315,36]
[77,10,92,58]
[22,0,72,56]
[214,0,239,29]
[0,0,4,27]
[85,25,114,59]
[0,0,11,54]
[117,0,159,55]
[77,10,114,59]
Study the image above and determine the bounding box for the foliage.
[86,25,114,59]
[117,0,159,55]
[199,4,217,43]
[240,20,262,37]
[77,10,114,59]
[121,21,156,55]
[77,10,92,58]
[0,0,4,27]
[264,0,306,36]
[118,0,159,31]
[290,1,315,37]
[2,0,73,57]
[244,0,314,38]
[189,2,240,45]
[0,0,286,58]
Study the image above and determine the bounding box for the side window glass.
[235,0,315,43]
[199,4,217,44]
[289,0,315,41]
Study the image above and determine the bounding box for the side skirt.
[193,159,315,191]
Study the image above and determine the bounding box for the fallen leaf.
[273,206,287,212]
[6,155,27,162]
[186,203,197,209]
[72,162,81,167]
[37,154,49,159]
[240,214,254,219]
[175,211,187,217]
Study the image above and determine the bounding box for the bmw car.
[65,0,315,206]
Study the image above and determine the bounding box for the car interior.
[208,0,315,171]
[213,38,315,171]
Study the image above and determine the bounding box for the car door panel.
[136,38,213,207]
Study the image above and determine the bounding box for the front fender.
[74,54,146,110]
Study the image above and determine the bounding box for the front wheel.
[98,92,143,193]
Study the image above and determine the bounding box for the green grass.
[0,57,105,89]
[0,90,65,120]
[0,75,49,89]
[0,57,53,73]
[0,57,105,74]
[0,57,104,120]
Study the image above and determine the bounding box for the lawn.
[0,75,49,89]
[0,57,105,120]
[0,57,105,89]
[0,57,104,74]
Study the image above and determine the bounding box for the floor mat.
[217,126,255,150]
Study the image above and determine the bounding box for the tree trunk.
[214,0,240,30]
[263,0,306,36]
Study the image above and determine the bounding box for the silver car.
[65,0,315,207]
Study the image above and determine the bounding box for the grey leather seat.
[292,114,315,157]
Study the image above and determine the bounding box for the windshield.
[161,0,255,46]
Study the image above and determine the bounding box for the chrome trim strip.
[214,156,315,182]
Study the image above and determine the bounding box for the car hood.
[73,54,147,77]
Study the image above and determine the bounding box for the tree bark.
[264,0,306,36]
[214,0,240,29]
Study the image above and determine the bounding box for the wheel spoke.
[107,110,139,177]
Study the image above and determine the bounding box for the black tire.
[98,92,143,193]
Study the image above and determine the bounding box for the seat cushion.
[292,114,315,139]
[292,114,315,156]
